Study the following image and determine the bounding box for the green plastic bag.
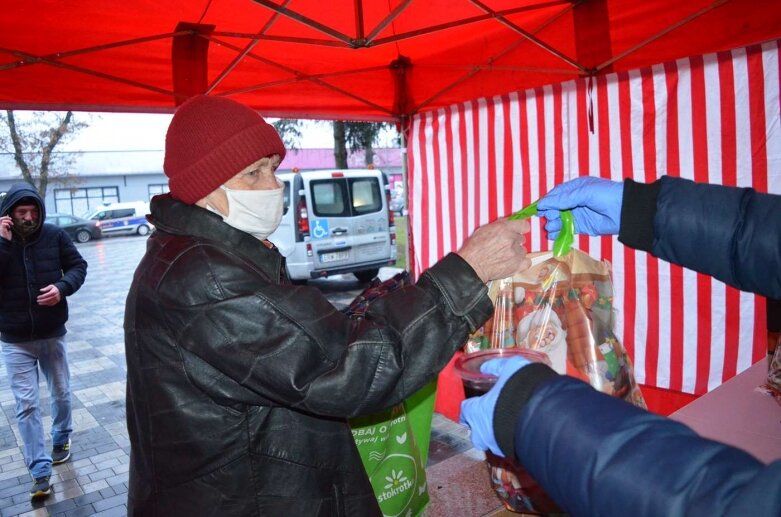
[342,273,435,516]
[350,384,433,517]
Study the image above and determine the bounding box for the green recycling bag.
[349,383,433,517]
[342,272,434,516]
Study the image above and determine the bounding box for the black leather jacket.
[124,195,493,516]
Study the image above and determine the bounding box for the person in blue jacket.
[460,176,781,516]
[0,183,87,499]
[539,175,780,298]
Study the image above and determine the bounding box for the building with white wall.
[0,148,402,217]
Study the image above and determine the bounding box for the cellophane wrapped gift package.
[463,249,646,514]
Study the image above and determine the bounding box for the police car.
[84,201,153,237]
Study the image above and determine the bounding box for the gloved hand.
[537,177,624,240]
[459,355,532,457]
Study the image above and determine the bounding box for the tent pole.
[251,0,355,46]
[400,118,411,274]
[596,0,728,71]
[207,0,291,94]
[0,32,179,73]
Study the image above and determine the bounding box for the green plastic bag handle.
[509,201,575,256]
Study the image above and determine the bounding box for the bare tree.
[0,110,88,198]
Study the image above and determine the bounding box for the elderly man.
[124,95,532,515]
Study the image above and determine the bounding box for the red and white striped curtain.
[408,40,781,395]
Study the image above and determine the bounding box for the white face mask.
[209,185,284,240]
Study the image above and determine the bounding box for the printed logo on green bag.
[371,453,418,515]
[351,406,428,517]
[351,392,435,517]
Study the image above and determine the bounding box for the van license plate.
[320,251,349,263]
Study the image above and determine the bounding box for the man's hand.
[37,285,62,306]
[459,356,532,457]
[537,177,624,240]
[0,216,12,241]
[457,218,532,282]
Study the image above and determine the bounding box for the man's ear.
[198,188,229,217]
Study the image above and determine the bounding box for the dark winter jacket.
[619,175,781,298]
[492,364,781,516]
[124,194,493,516]
[0,183,87,342]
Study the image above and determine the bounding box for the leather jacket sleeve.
[157,249,493,417]
[495,367,781,517]
[619,175,781,298]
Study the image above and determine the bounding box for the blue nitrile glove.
[537,177,624,240]
[459,355,532,457]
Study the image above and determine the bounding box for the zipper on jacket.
[279,256,288,284]
[23,244,36,340]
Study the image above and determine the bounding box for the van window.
[311,180,348,216]
[310,178,382,217]
[350,178,382,215]
[112,208,135,218]
[282,180,290,215]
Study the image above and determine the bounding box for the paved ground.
[0,234,475,517]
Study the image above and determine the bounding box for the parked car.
[47,213,103,243]
[389,195,405,216]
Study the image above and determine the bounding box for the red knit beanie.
[163,95,286,204]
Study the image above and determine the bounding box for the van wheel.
[354,269,379,283]
[137,224,150,236]
[75,230,91,243]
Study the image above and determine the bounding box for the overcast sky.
[58,113,342,152]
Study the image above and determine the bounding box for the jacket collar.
[149,194,284,280]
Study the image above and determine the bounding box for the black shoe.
[30,476,51,499]
[52,438,71,465]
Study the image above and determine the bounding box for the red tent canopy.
[2,0,781,119]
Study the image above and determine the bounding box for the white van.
[269,169,397,282]
[84,201,152,237]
